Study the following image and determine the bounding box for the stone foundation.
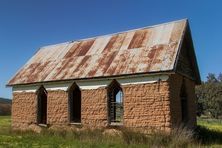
[11,74,197,132]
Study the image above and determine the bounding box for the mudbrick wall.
[11,74,196,131]
[169,74,197,128]
[122,81,171,131]
[11,88,108,131]
[12,92,37,130]
[47,90,68,125]
[81,88,108,127]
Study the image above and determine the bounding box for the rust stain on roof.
[8,19,188,85]
[128,29,149,49]
[102,34,126,53]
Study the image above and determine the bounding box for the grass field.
[196,118,222,147]
[0,116,222,147]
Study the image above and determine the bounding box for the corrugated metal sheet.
[8,19,187,86]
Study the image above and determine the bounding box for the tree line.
[196,73,222,119]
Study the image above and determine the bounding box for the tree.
[196,73,222,119]
[218,73,222,82]
[207,73,218,83]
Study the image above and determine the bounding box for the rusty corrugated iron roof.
[8,19,188,86]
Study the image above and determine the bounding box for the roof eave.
[6,70,175,87]
[173,20,201,85]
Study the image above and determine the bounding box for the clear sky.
[0,0,222,99]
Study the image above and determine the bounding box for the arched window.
[36,85,47,125]
[107,80,123,125]
[180,79,188,123]
[68,82,81,123]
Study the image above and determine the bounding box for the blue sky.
[0,0,222,98]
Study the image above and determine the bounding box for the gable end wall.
[169,74,197,128]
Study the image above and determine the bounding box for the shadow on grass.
[195,125,222,145]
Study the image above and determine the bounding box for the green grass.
[198,118,222,132]
[0,116,222,147]
[0,116,11,127]
[196,117,222,147]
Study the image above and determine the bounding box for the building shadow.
[195,125,222,145]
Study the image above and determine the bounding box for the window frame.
[180,79,189,123]
[107,80,124,126]
[36,85,48,126]
[67,82,82,124]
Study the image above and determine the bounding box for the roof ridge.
[40,19,188,49]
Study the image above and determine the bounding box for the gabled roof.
[7,19,200,86]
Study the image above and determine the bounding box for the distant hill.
[0,98,11,115]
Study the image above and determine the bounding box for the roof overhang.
[173,20,201,85]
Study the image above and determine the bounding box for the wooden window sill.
[69,122,82,125]
[110,122,123,126]
[38,124,48,127]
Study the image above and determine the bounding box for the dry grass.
[0,117,197,148]
[120,126,196,147]
[1,116,222,147]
